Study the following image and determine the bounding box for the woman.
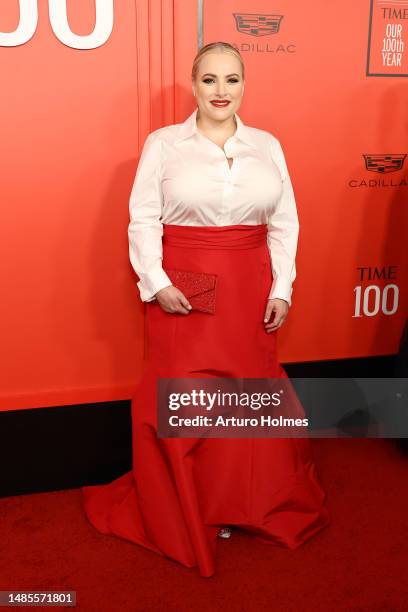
[81,41,330,578]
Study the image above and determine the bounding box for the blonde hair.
[191,42,245,81]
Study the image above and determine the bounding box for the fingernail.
[188,305,192,309]
[264,318,268,322]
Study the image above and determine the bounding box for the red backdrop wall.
[1,0,406,411]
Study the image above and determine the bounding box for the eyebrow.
[201,73,240,78]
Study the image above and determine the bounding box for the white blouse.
[128,107,299,306]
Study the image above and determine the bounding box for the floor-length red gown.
[81,222,330,577]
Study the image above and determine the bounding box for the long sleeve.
[128,131,172,302]
[267,137,300,307]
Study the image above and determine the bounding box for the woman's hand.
[263,298,289,332]
[155,285,192,314]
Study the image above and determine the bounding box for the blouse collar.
[174,107,257,149]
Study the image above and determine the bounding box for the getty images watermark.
[156,377,408,438]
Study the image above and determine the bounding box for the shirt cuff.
[136,266,173,302]
[268,277,293,307]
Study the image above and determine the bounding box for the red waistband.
[162,224,267,250]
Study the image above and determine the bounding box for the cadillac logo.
[233,13,283,37]
[363,154,406,174]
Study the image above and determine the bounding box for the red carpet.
[1,439,407,611]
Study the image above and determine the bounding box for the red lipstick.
[210,100,230,107]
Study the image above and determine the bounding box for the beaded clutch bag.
[165,268,218,314]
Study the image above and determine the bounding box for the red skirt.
[81,224,330,577]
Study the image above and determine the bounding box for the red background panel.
[203,0,407,361]
[0,0,406,411]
